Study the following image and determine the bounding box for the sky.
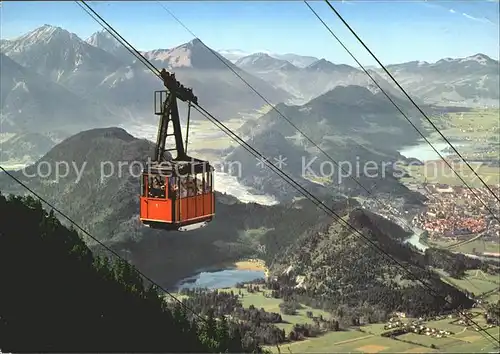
[1,1,499,65]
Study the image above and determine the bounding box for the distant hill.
[382,53,499,107]
[227,85,428,202]
[0,127,326,287]
[266,208,474,317]
[272,53,319,68]
[236,52,499,107]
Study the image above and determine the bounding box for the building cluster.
[412,184,500,240]
[384,317,453,338]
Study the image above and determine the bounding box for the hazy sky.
[1,1,499,65]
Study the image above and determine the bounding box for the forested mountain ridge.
[0,193,255,352]
[264,207,476,318]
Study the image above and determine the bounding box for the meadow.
[168,281,499,353]
[400,162,499,187]
[426,108,499,160]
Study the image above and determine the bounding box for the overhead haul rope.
[0,166,210,326]
[152,1,500,307]
[75,0,499,344]
[310,0,500,208]
[151,1,483,280]
[155,1,500,233]
[22,0,489,345]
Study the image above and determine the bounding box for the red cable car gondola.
[139,69,215,231]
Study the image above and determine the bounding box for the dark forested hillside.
[264,208,474,318]
[0,193,254,352]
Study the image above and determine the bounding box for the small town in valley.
[411,183,500,254]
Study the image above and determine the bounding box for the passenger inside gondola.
[179,178,188,198]
[149,175,166,198]
[187,176,195,197]
[168,177,178,198]
[196,177,203,195]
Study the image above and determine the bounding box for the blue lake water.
[177,269,265,290]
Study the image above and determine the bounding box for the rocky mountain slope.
[0,133,56,165]
[0,52,118,135]
[2,25,292,124]
[1,25,124,97]
[96,38,291,120]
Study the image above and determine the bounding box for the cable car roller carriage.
[139,69,215,232]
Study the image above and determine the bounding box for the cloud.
[423,1,497,26]
[462,12,496,25]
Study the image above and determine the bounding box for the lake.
[176,269,266,290]
[399,141,469,162]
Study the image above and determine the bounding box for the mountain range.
[235,52,499,106]
[1,26,290,126]
[2,24,498,201]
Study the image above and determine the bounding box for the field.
[219,287,333,333]
[427,239,500,255]
[218,286,499,353]
[400,162,499,187]
[187,104,272,152]
[187,118,246,151]
[437,269,500,304]
[426,108,499,160]
[265,308,499,353]
[166,271,499,353]
[428,109,499,142]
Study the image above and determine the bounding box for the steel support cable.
[153,0,476,277]
[75,1,162,79]
[74,1,499,345]
[157,0,500,238]
[304,0,500,225]
[154,2,405,212]
[190,106,499,348]
[321,0,500,206]
[0,166,209,325]
[76,0,339,288]
[148,6,500,340]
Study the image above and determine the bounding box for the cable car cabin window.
[148,175,166,199]
[196,174,203,195]
[204,171,212,194]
